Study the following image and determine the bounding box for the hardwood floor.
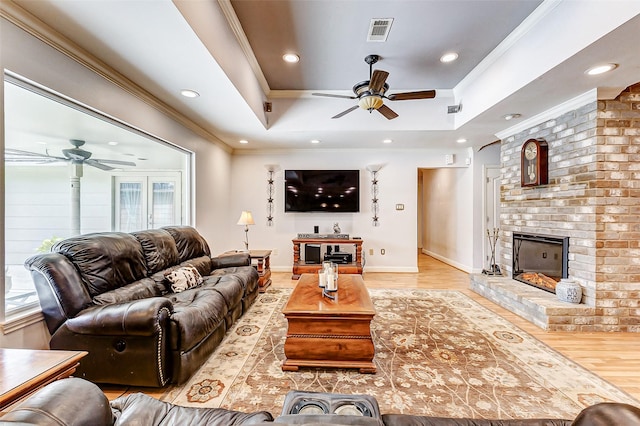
[101,253,640,402]
[274,253,640,401]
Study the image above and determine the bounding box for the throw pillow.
[165,266,204,293]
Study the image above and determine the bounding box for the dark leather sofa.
[24,226,259,387]
[2,379,639,426]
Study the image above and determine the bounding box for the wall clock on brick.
[521,138,548,187]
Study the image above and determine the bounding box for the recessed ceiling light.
[456,138,467,144]
[107,141,118,146]
[503,113,522,121]
[440,52,459,63]
[310,139,320,144]
[585,63,618,75]
[383,139,393,144]
[180,89,200,98]
[283,53,300,63]
[239,139,249,144]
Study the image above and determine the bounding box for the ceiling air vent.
[367,18,393,42]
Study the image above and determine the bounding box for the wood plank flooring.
[101,253,640,403]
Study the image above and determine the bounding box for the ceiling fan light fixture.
[358,95,384,111]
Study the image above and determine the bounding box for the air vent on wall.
[367,18,393,42]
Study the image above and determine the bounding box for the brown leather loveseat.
[24,226,259,387]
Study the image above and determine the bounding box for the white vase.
[556,279,582,304]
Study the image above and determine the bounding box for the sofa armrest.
[211,252,251,269]
[66,297,173,336]
[0,377,113,426]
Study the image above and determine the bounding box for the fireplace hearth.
[512,233,569,293]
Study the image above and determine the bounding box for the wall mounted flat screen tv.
[285,170,360,212]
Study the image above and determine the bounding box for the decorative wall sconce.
[265,165,280,226]
[366,164,383,226]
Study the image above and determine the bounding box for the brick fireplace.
[471,82,640,332]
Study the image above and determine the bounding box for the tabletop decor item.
[320,261,338,299]
[556,278,582,304]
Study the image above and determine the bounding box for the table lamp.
[237,211,255,251]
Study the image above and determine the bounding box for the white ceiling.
[7,0,640,152]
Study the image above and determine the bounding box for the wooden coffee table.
[282,273,376,373]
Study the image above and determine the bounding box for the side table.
[249,250,272,292]
[0,348,87,412]
[222,249,272,293]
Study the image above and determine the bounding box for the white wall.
[230,148,473,273]
[0,17,233,347]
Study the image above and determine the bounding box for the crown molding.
[0,0,232,154]
[495,89,597,140]
[217,0,271,96]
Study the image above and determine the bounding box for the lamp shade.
[237,211,255,226]
[358,95,384,111]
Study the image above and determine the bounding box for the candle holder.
[320,262,338,299]
[366,164,383,227]
[265,165,280,226]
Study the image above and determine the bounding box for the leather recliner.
[0,377,274,425]
[24,226,259,387]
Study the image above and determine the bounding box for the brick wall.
[499,83,640,332]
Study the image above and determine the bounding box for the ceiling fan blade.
[369,70,389,93]
[332,105,359,119]
[312,93,357,99]
[4,148,67,162]
[387,90,436,101]
[377,104,398,120]
[92,158,137,166]
[84,159,116,171]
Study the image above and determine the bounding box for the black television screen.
[285,170,360,212]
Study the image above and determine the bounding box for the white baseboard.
[421,248,472,274]
[363,266,419,273]
[270,266,419,273]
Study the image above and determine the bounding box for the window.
[3,75,192,319]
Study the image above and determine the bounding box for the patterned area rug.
[161,288,638,419]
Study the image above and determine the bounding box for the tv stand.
[292,238,363,279]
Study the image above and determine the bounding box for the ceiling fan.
[5,138,136,171]
[312,54,436,120]
[5,139,136,235]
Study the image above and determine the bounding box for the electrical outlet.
[273,249,278,256]
[369,249,374,255]
[381,248,386,255]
